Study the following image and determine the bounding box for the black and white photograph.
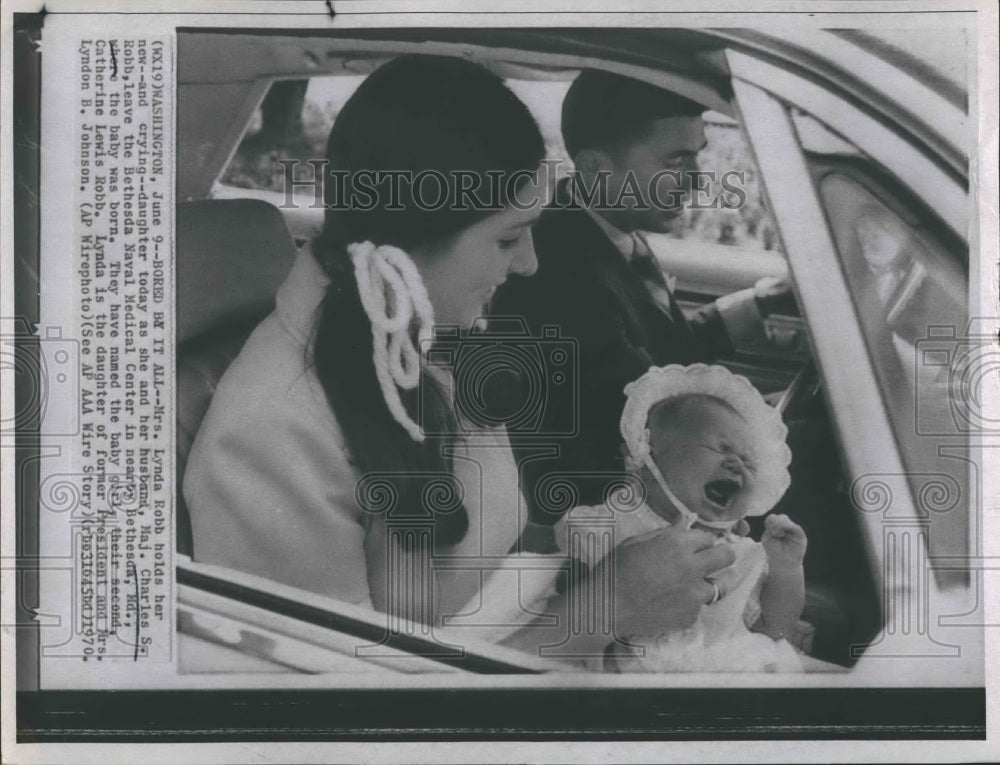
[1,1,997,762]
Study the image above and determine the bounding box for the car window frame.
[177,557,559,677]
[177,32,737,201]
[724,49,967,238]
[729,63,980,683]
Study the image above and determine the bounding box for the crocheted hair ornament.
[349,241,436,442]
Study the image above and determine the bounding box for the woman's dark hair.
[312,55,545,546]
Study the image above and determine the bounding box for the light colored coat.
[183,247,536,623]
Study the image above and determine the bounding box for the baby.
[556,363,809,673]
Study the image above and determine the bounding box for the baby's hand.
[761,514,807,569]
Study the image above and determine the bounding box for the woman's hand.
[592,524,737,635]
[500,523,737,664]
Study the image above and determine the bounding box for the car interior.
[175,199,299,556]
[173,31,929,669]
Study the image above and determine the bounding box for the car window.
[799,113,970,565]
[219,76,364,194]
[672,111,781,253]
[216,75,575,194]
[216,73,780,254]
[821,175,967,359]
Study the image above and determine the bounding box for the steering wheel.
[774,359,821,421]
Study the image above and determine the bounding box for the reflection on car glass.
[855,204,918,305]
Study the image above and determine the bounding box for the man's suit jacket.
[491,187,734,521]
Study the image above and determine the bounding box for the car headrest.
[176,199,299,344]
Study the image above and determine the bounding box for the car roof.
[177,27,968,200]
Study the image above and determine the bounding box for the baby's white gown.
[555,503,803,673]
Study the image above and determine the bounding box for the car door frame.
[728,52,981,685]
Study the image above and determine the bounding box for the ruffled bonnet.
[620,363,792,517]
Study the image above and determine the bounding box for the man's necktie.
[630,231,681,324]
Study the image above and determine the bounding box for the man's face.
[603,115,706,234]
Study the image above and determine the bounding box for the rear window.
[217,71,779,254]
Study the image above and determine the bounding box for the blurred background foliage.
[222,76,780,253]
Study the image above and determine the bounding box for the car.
[173,24,982,684]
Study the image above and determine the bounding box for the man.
[492,69,789,523]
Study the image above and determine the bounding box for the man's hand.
[753,276,793,317]
[592,525,736,635]
[761,513,808,569]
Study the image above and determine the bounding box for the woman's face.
[412,181,548,328]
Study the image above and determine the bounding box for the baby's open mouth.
[704,478,742,509]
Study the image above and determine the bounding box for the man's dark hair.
[561,69,705,158]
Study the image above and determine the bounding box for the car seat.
[175,199,299,556]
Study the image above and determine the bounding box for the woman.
[184,55,735,659]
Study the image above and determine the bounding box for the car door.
[727,39,981,683]
[177,556,558,676]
